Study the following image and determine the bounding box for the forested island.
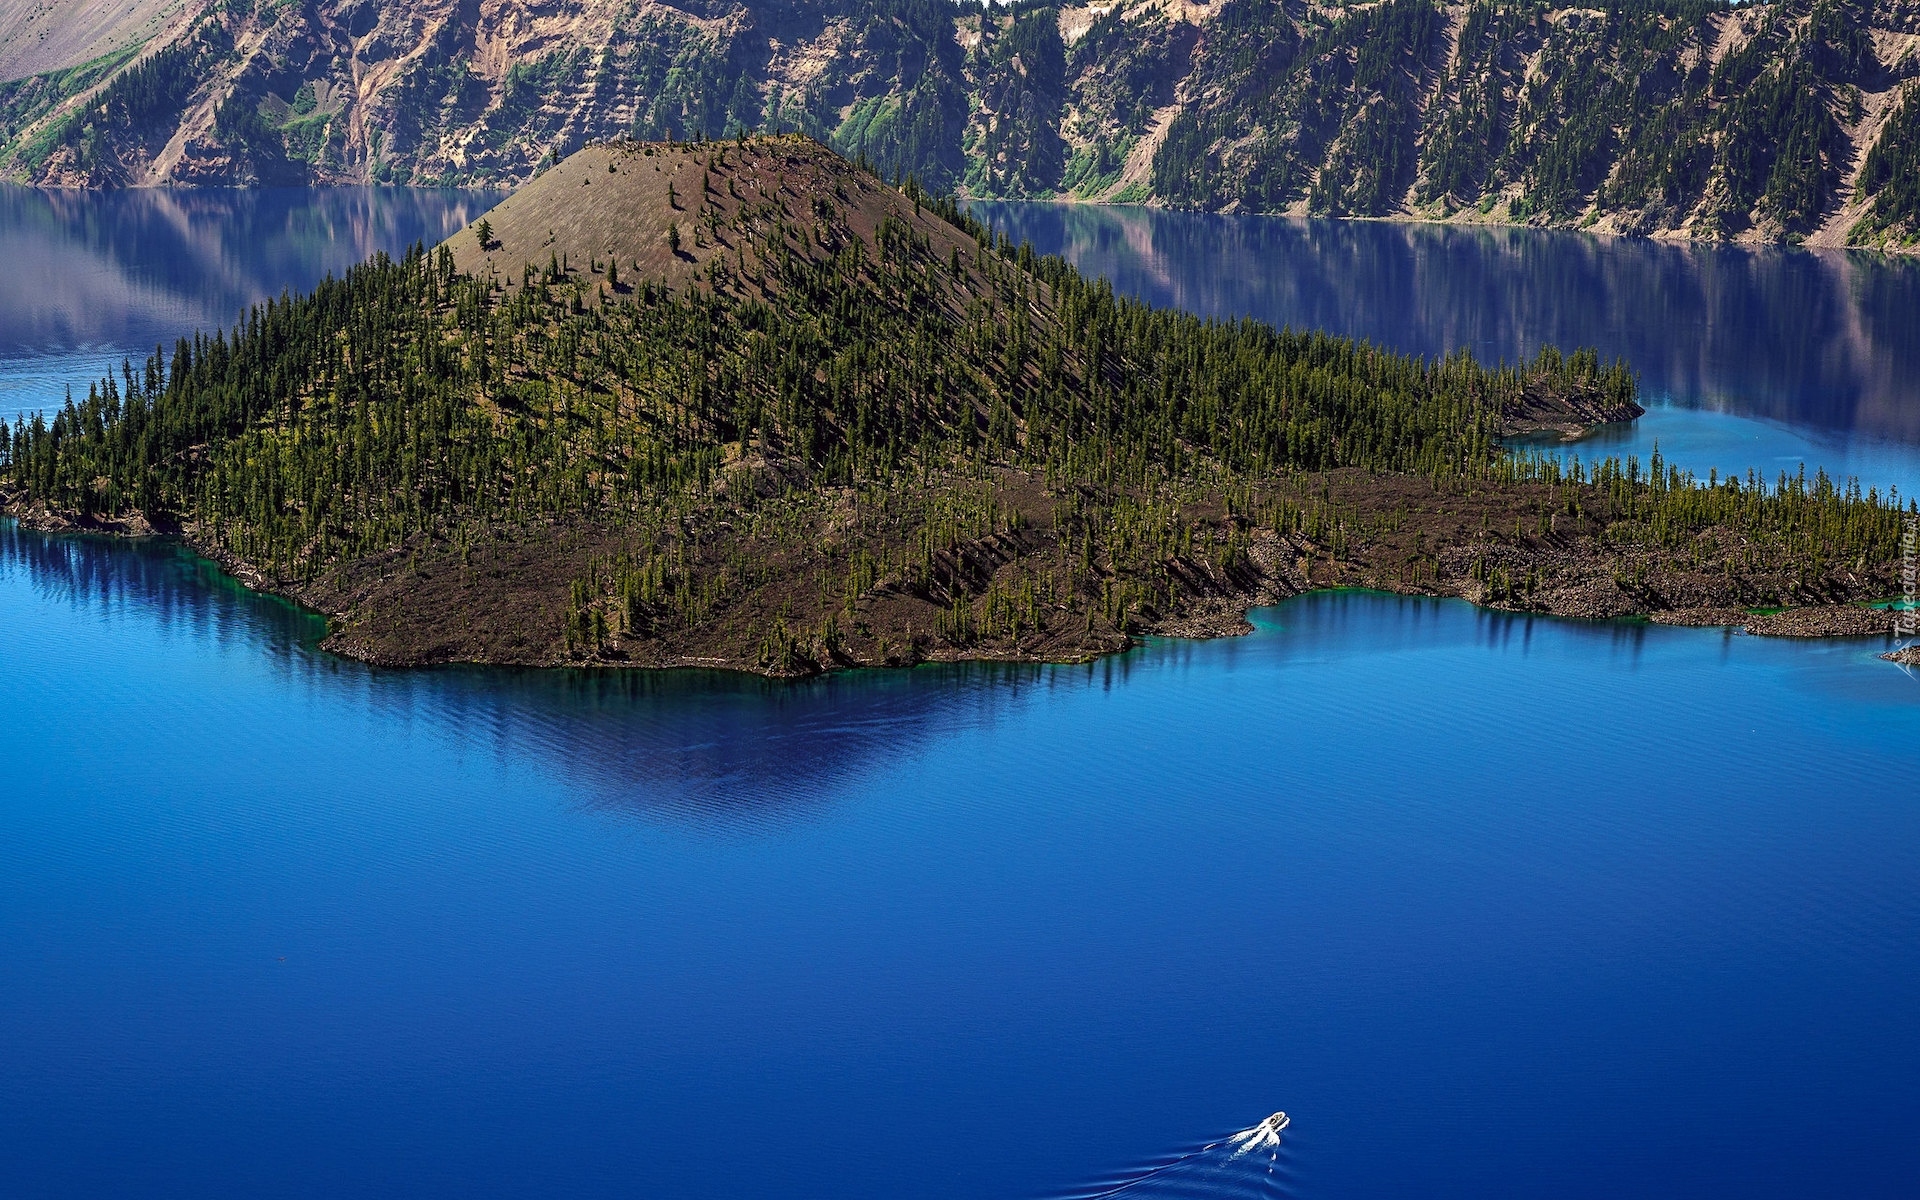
[0,138,1904,673]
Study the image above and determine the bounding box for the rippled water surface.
[3,193,1919,1198]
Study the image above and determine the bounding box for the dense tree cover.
[1150,0,1744,219]
[8,0,1916,243]
[1483,448,1906,605]
[1454,0,1864,236]
[965,8,1071,197]
[212,87,297,182]
[447,17,762,176]
[817,0,972,193]
[0,46,140,166]
[1439,0,1871,236]
[1504,1,1719,222]
[1058,4,1196,198]
[1144,0,1898,239]
[1416,1,1534,206]
[1694,2,1853,236]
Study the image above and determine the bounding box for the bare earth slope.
[445,139,983,296]
[0,0,193,82]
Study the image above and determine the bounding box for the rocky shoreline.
[1654,605,1899,638]
[7,467,1905,679]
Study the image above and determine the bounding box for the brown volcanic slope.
[443,138,983,301]
[265,145,1908,670]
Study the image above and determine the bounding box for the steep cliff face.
[1135,0,1920,245]
[0,0,964,188]
[4,0,1918,247]
[5,0,780,187]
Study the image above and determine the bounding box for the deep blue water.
[5,526,1917,1199]
[3,192,1919,1198]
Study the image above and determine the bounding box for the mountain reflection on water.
[0,185,495,421]
[5,185,1914,471]
[972,203,1920,446]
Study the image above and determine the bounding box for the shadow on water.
[0,517,329,659]
[417,589,1674,832]
[1231,587,1661,669]
[971,202,1920,445]
[378,657,1068,832]
[0,519,1066,830]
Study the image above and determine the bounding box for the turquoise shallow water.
[3,190,1919,1197]
[1537,404,1920,502]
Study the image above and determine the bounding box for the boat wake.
[1226,1112,1289,1156]
[1044,1112,1295,1200]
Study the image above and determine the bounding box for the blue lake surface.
[4,528,1917,1199]
[3,191,1919,1198]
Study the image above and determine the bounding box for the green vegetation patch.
[0,43,143,169]
[21,22,234,180]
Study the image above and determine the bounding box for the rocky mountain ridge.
[2,0,1917,247]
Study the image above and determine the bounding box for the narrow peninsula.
[1,137,1905,674]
